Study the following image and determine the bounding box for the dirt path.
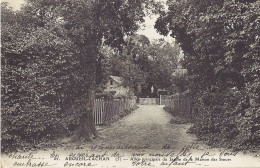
[96,105,197,150]
[1,105,259,168]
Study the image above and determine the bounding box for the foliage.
[1,3,81,152]
[145,39,179,93]
[156,0,260,150]
[104,35,180,98]
[1,0,162,152]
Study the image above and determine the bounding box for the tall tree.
[155,0,260,149]
[1,2,80,150]
[2,0,163,144]
[59,0,162,140]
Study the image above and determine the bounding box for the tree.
[105,46,147,96]
[60,0,162,139]
[105,34,180,97]
[1,0,163,149]
[145,39,179,92]
[1,2,81,151]
[155,0,260,149]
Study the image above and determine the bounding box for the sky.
[2,0,173,42]
[137,15,174,43]
[2,0,25,10]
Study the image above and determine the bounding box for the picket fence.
[159,95,169,105]
[165,94,192,119]
[139,98,159,105]
[93,98,136,125]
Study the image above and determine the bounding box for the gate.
[159,95,169,105]
[139,98,159,105]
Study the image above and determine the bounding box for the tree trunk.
[72,44,98,141]
[72,1,102,141]
[73,89,97,141]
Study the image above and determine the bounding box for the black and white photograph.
[1,0,259,167]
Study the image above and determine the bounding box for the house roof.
[110,76,124,84]
[158,89,169,92]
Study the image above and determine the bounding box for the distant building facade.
[104,76,130,97]
[172,65,187,77]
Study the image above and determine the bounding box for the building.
[104,76,131,97]
[172,65,188,77]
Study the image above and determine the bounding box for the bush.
[1,4,87,152]
[188,89,259,150]
[156,0,260,151]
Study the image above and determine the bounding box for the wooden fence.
[159,95,169,105]
[165,94,192,119]
[93,98,136,125]
[139,98,159,105]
